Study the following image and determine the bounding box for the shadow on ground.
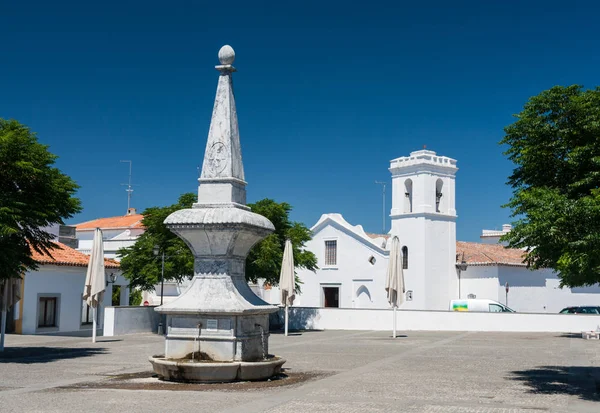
[58,369,331,392]
[510,366,600,401]
[556,333,584,339]
[0,346,107,364]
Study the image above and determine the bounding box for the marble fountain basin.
[149,355,286,383]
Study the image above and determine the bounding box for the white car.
[449,299,515,313]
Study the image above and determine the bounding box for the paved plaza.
[0,330,599,412]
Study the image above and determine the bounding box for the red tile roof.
[456,241,526,267]
[365,233,527,267]
[31,242,120,269]
[75,214,144,230]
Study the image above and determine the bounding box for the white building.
[282,149,600,314]
[75,208,144,260]
[10,242,127,335]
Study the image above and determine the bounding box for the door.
[323,287,339,308]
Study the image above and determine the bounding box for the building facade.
[11,242,126,335]
[284,149,600,313]
[75,208,144,260]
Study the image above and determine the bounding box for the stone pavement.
[0,330,599,412]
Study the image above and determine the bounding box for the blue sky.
[1,1,598,241]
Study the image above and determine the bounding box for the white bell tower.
[389,149,458,310]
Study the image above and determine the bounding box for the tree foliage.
[245,198,318,288]
[0,119,81,281]
[118,195,317,291]
[118,193,196,291]
[500,85,600,287]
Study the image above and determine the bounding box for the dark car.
[559,306,600,314]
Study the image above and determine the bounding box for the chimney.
[502,224,512,232]
[127,207,137,216]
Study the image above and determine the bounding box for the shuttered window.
[325,240,337,266]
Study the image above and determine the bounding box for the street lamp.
[153,246,165,306]
[105,272,117,287]
[456,253,468,299]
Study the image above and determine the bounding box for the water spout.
[191,322,202,362]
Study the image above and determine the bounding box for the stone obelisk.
[154,45,280,365]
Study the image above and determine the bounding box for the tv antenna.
[375,181,386,234]
[120,160,135,214]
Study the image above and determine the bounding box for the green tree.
[0,119,81,281]
[118,195,317,290]
[246,198,318,288]
[500,85,600,287]
[117,193,196,291]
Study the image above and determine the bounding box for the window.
[325,240,337,266]
[401,246,408,269]
[435,178,444,213]
[489,304,504,313]
[38,297,57,327]
[404,179,413,213]
[81,299,92,325]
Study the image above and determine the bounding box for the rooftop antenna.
[375,181,386,234]
[120,160,134,214]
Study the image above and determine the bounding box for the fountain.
[149,45,285,382]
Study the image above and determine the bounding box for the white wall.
[104,306,160,336]
[287,307,600,333]
[22,265,127,334]
[461,266,600,313]
[77,228,143,260]
[295,224,390,309]
[460,266,500,302]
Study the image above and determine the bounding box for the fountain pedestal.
[149,45,285,382]
[157,207,278,363]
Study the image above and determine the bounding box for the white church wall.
[459,266,500,302]
[423,216,457,311]
[392,216,425,309]
[295,223,389,309]
[460,266,600,314]
[287,306,600,333]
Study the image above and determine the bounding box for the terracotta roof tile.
[75,214,144,230]
[31,242,120,269]
[456,241,526,267]
[363,233,526,266]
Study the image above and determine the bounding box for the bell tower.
[389,149,458,310]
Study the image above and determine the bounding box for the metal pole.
[393,306,397,339]
[375,181,386,233]
[120,160,133,213]
[92,306,97,343]
[160,251,165,306]
[284,304,289,337]
[0,281,8,352]
[382,184,386,233]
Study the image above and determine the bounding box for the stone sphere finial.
[218,45,235,65]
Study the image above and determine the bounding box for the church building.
[265,149,600,313]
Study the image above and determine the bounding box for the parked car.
[559,306,600,314]
[449,299,515,313]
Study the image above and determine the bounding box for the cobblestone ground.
[0,330,598,412]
